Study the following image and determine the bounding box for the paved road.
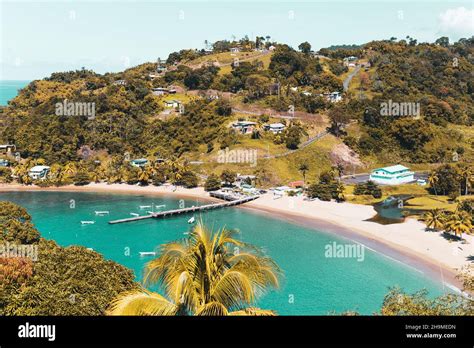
[341,172,429,185]
[263,131,329,159]
[231,108,297,120]
[343,65,361,92]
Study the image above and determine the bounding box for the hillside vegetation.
[1,36,473,186]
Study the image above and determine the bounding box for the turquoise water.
[0,191,448,315]
[0,80,30,105]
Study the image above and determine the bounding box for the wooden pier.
[108,195,259,224]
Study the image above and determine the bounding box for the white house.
[369,165,415,185]
[264,123,286,134]
[343,56,358,67]
[272,186,291,196]
[152,87,176,96]
[0,144,16,155]
[28,165,50,180]
[163,100,182,108]
[327,92,342,103]
[113,80,127,86]
[130,158,148,168]
[230,47,240,53]
[240,184,258,195]
[232,121,257,134]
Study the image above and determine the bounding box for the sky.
[1,0,473,80]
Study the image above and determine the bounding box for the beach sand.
[1,182,472,290]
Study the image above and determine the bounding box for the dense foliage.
[0,202,138,315]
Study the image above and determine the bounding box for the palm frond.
[195,302,228,316]
[228,307,277,316]
[107,289,178,316]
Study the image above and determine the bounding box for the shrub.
[204,174,221,191]
[74,171,91,186]
[354,180,382,198]
[179,171,199,188]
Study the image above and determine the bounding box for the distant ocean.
[0,80,31,106]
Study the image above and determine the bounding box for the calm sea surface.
[1,191,450,315]
[0,80,30,105]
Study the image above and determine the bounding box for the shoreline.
[1,182,470,291]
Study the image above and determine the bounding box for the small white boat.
[139,205,152,209]
[147,211,154,214]
[183,232,190,235]
[188,216,195,224]
[81,221,95,225]
[95,211,109,215]
[156,204,166,208]
[86,247,94,251]
[139,251,156,257]
[130,213,139,217]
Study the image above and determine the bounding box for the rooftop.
[29,165,50,171]
[269,123,285,128]
[373,164,410,173]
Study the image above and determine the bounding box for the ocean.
[0,80,30,106]
[0,191,449,315]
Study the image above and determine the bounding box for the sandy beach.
[1,182,472,290]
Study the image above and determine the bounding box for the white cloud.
[439,7,474,37]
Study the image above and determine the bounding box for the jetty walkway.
[108,194,258,224]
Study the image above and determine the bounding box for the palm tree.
[460,166,473,196]
[298,163,309,186]
[422,209,445,231]
[335,182,345,202]
[13,164,28,183]
[428,172,439,195]
[165,159,189,184]
[63,162,77,178]
[108,222,281,316]
[443,212,473,240]
[138,168,150,185]
[91,167,104,183]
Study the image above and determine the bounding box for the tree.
[0,201,40,244]
[215,99,232,116]
[204,174,221,191]
[73,170,91,186]
[459,165,473,196]
[107,222,280,316]
[443,211,473,240]
[306,172,346,202]
[179,171,199,188]
[3,239,138,315]
[422,209,445,231]
[137,167,151,186]
[435,36,449,47]
[353,181,382,198]
[380,287,472,315]
[431,165,460,196]
[298,41,312,54]
[298,163,309,185]
[284,124,306,150]
[221,169,236,187]
[390,118,433,153]
[428,172,439,195]
[245,74,271,100]
[1,202,138,315]
[327,107,350,137]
